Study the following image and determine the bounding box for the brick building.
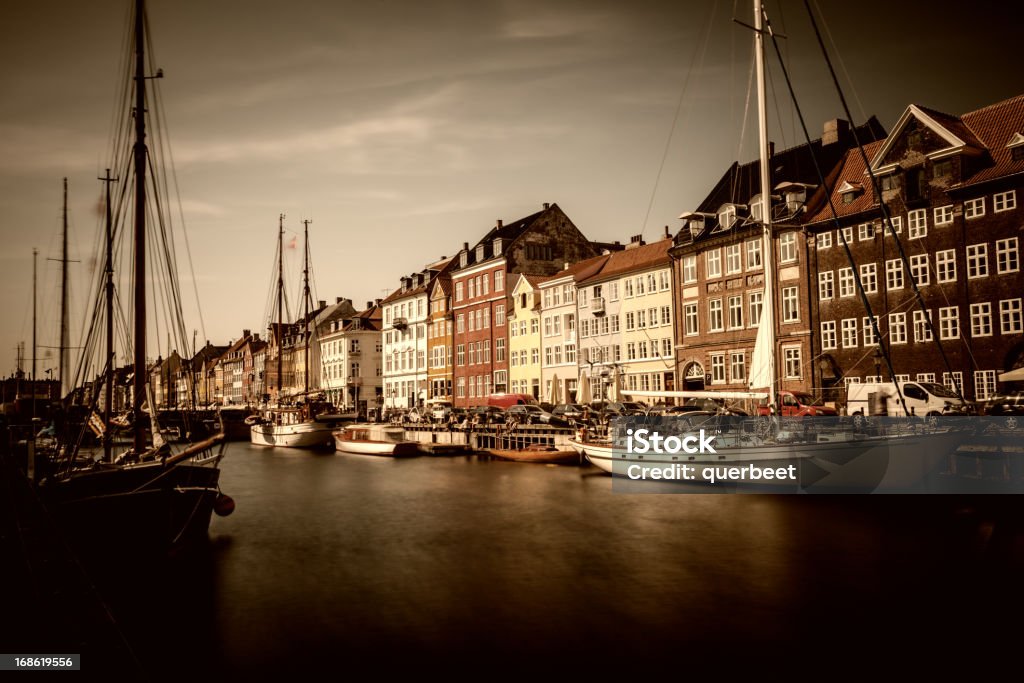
[806,94,1024,403]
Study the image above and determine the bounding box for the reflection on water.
[87,444,1024,677]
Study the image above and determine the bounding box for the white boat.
[333,423,421,457]
[569,415,971,491]
[248,407,341,448]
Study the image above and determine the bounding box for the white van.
[846,381,967,417]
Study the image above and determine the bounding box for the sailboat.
[36,0,229,555]
[568,0,971,491]
[249,217,348,448]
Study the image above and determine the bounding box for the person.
[447,411,457,432]
[581,406,591,426]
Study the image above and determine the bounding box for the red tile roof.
[577,238,672,285]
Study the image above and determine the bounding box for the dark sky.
[1,0,1021,376]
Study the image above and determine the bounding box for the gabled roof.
[577,239,672,286]
[691,117,886,216]
[538,254,609,287]
[808,93,1024,223]
[869,104,984,172]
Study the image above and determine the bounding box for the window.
[706,249,722,278]
[725,244,742,274]
[637,310,646,329]
[710,354,726,384]
[728,296,743,328]
[880,174,899,191]
[530,318,538,334]
[934,205,954,226]
[784,346,802,379]
[624,312,635,331]
[647,308,658,328]
[910,254,930,286]
[965,197,985,220]
[943,372,964,396]
[684,303,698,336]
[860,263,878,293]
[908,209,927,239]
[1000,299,1023,334]
[916,373,936,384]
[638,341,648,359]
[842,318,858,348]
[994,190,1016,213]
[683,256,697,283]
[659,271,670,291]
[624,279,634,298]
[863,316,877,346]
[455,282,464,301]
[782,287,799,322]
[709,299,724,332]
[819,271,834,300]
[939,307,960,340]
[718,205,737,229]
[967,244,988,279]
[456,344,465,366]
[660,306,671,326]
[610,315,619,333]
[841,226,854,244]
[749,292,763,327]
[821,321,837,350]
[997,238,1019,274]
[970,302,992,337]
[936,250,956,283]
[975,371,997,401]
[858,223,874,241]
[495,338,505,362]
[889,312,907,344]
[933,158,952,179]
[636,276,646,296]
[839,268,855,297]
[482,275,490,296]
[884,215,903,235]
[626,342,636,360]
[886,259,904,290]
[468,278,475,299]
[817,232,832,249]
[913,310,933,343]
[779,232,797,263]
[730,352,746,383]
[742,239,761,271]
[608,282,619,301]
[662,338,672,357]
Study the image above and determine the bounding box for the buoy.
[214,494,236,517]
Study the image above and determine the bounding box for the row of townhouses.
[135,92,1024,414]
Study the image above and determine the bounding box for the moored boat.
[333,423,420,457]
[487,443,582,465]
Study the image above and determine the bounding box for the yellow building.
[508,274,545,400]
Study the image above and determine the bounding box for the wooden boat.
[487,442,582,465]
[334,423,420,457]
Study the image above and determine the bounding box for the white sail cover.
[747,305,774,392]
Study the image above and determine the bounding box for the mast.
[32,248,37,420]
[302,219,311,399]
[131,0,148,452]
[754,0,778,414]
[59,177,69,397]
[277,214,284,401]
[101,168,117,460]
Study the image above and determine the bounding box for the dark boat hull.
[41,461,221,557]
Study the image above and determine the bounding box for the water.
[71,444,1024,676]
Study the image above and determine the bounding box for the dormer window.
[837,180,863,204]
[493,238,504,257]
[1008,132,1024,162]
[933,158,952,179]
[476,244,486,262]
[718,204,737,230]
[460,251,468,267]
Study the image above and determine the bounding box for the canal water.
[76,443,1024,676]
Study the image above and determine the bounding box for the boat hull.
[333,437,420,457]
[250,421,335,448]
[569,427,971,492]
[41,460,222,557]
[487,446,582,465]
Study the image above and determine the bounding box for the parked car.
[844,382,967,417]
[551,403,587,421]
[980,392,1024,422]
[602,401,648,416]
[430,401,454,422]
[757,391,838,417]
[485,393,539,410]
[505,404,568,426]
[469,405,506,424]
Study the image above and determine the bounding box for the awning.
[999,367,1024,382]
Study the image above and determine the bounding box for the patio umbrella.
[577,372,592,404]
[549,373,562,404]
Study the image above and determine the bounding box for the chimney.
[543,202,550,210]
[336,297,343,304]
[664,225,671,239]
[253,333,260,341]
[318,300,326,308]
[822,118,850,146]
[375,298,382,306]
[463,242,469,251]
[496,219,503,229]
[243,329,251,338]
[367,301,373,309]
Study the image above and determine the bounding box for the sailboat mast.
[32,248,37,420]
[131,0,148,452]
[754,0,778,414]
[60,177,69,397]
[277,214,283,400]
[101,168,116,461]
[302,219,311,398]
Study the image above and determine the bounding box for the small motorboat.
[333,424,421,457]
[486,443,582,465]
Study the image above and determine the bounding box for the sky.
[1,0,1021,381]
